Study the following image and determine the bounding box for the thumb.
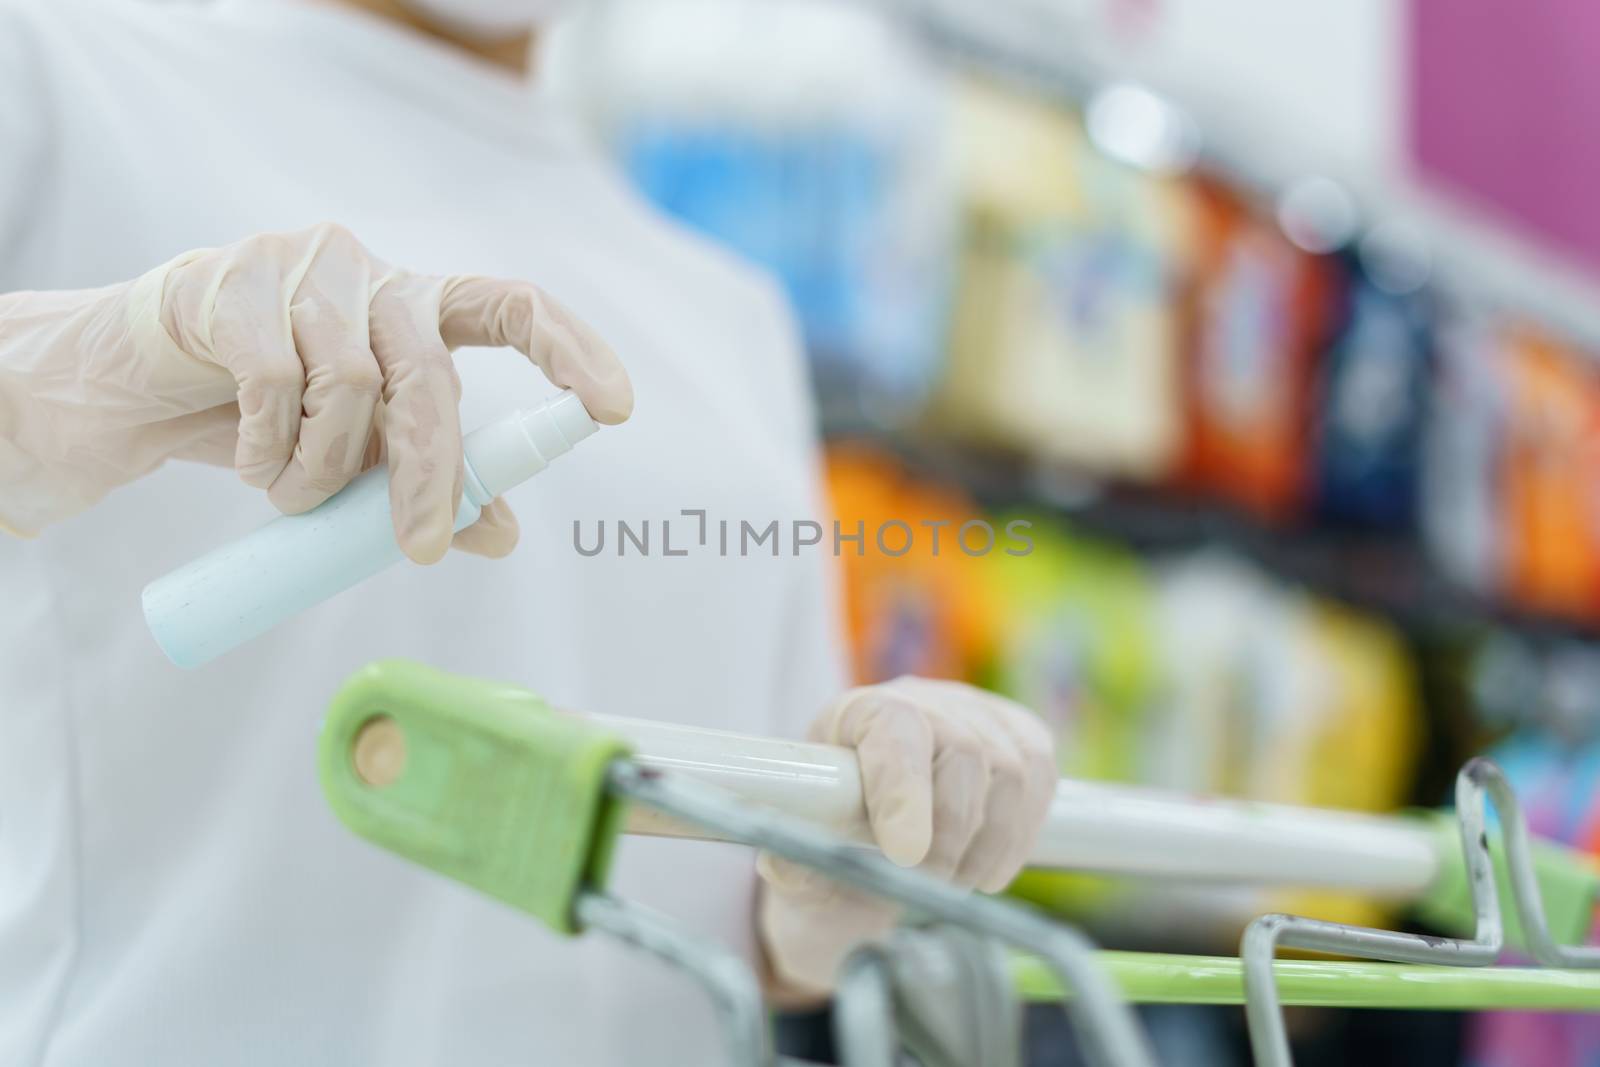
[832,692,937,868]
[451,496,520,558]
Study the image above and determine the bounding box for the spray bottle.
[142,390,597,669]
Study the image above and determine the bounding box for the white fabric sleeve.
[0,1,48,274]
[771,504,851,738]
[755,281,851,741]
[0,3,56,537]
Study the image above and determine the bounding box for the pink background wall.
[1410,0,1600,272]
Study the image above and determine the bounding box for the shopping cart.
[318,660,1600,1066]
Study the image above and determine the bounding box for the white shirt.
[0,1,846,1063]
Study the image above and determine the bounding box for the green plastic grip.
[1412,810,1600,953]
[319,659,632,934]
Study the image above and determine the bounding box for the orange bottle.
[1498,328,1600,621]
[823,444,996,684]
[1179,180,1343,522]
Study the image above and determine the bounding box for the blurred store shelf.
[878,0,1600,354]
[837,424,1600,648]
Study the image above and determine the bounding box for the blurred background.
[542,1,1600,1062]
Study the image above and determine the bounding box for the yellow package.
[1268,597,1421,928]
[992,521,1158,917]
[929,77,1193,479]
[982,519,1158,783]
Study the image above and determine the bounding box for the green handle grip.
[319,659,632,934]
[1413,810,1600,953]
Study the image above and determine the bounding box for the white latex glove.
[757,676,1058,995]
[0,223,632,559]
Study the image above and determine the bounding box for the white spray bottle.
[142,390,597,669]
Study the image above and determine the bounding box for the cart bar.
[596,715,1442,898]
[604,759,1157,1067]
[1014,951,1600,1012]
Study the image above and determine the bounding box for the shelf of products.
[845,426,1600,649]
[557,5,1600,1057]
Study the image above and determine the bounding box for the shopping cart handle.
[319,659,632,934]
[320,659,1600,950]
[601,711,1445,896]
[595,705,1600,947]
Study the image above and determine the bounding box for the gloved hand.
[757,676,1058,995]
[0,223,631,559]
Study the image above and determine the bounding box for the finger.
[919,718,990,882]
[756,852,818,895]
[268,260,382,514]
[451,497,520,558]
[361,405,387,472]
[756,854,895,925]
[823,690,936,868]
[758,858,900,994]
[437,276,633,424]
[868,679,1054,886]
[973,693,1060,885]
[955,745,1029,892]
[368,273,464,565]
[207,264,304,489]
[756,853,860,906]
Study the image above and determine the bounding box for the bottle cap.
[523,391,598,458]
[463,391,599,500]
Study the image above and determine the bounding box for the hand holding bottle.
[0,222,632,558]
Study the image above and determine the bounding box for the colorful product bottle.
[1314,274,1432,530]
[1179,180,1343,522]
[1421,313,1504,595]
[824,445,993,684]
[607,2,953,424]
[932,78,1190,479]
[1498,327,1600,622]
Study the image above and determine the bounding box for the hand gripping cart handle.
[318,660,1600,1066]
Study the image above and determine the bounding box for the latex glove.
[0,223,631,559]
[757,676,1057,994]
